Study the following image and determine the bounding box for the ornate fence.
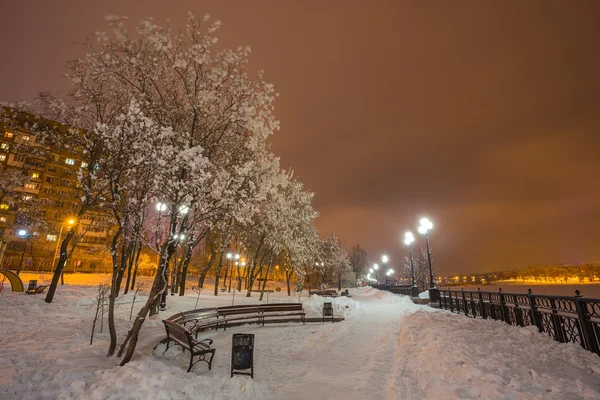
[372,284,417,297]
[439,288,600,356]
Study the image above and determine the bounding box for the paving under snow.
[1,281,599,399]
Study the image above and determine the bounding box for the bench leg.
[187,354,195,373]
[207,349,215,371]
[163,339,184,355]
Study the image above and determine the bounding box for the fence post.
[549,297,566,343]
[499,289,508,323]
[527,289,542,332]
[574,290,600,355]
[441,290,447,309]
[478,288,486,319]
[514,297,524,327]
[461,289,468,316]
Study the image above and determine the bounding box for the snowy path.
[271,288,423,399]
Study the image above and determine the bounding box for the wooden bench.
[25,280,38,295]
[258,303,305,325]
[216,305,261,331]
[162,320,216,372]
[310,290,339,297]
[167,308,223,337]
[34,285,48,294]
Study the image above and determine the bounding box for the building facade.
[0,108,112,273]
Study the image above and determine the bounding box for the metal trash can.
[231,333,254,379]
[323,302,334,323]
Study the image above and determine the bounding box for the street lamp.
[381,254,389,285]
[16,229,30,275]
[404,231,416,288]
[418,217,435,289]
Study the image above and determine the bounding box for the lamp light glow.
[404,231,414,245]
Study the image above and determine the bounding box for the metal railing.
[372,284,417,297]
[439,288,600,356]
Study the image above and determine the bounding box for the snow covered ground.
[1,284,599,399]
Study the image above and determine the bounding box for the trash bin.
[231,333,254,378]
[323,302,334,323]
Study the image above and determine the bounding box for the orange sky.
[1,1,600,275]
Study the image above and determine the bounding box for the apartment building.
[0,109,111,273]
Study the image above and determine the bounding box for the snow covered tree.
[400,247,439,291]
[349,244,368,280]
[317,233,351,290]
[0,163,29,206]
[82,14,280,365]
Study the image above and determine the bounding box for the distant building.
[0,108,111,273]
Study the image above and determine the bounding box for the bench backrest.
[35,285,47,293]
[164,321,192,348]
[259,303,303,312]
[166,312,186,324]
[217,305,260,316]
[182,309,219,321]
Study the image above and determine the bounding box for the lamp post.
[418,218,435,288]
[156,202,169,311]
[16,229,30,275]
[404,232,416,289]
[381,255,389,286]
[225,253,233,292]
[373,263,379,285]
[239,261,246,291]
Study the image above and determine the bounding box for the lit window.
[0,217,6,223]
[65,158,75,165]
[21,135,30,141]
[24,183,37,190]
[0,204,8,210]
[46,234,58,242]
[32,172,40,179]
[23,195,33,201]
[0,155,5,162]
[81,161,88,168]
[4,132,13,138]
[0,143,9,150]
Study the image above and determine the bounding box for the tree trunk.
[245,237,265,297]
[286,268,293,296]
[129,243,142,291]
[107,225,123,357]
[45,228,76,303]
[305,268,311,292]
[259,254,274,301]
[119,238,174,364]
[124,241,138,295]
[115,238,133,297]
[213,251,225,296]
[178,245,193,296]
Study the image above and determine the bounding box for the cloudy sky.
[2,1,599,275]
